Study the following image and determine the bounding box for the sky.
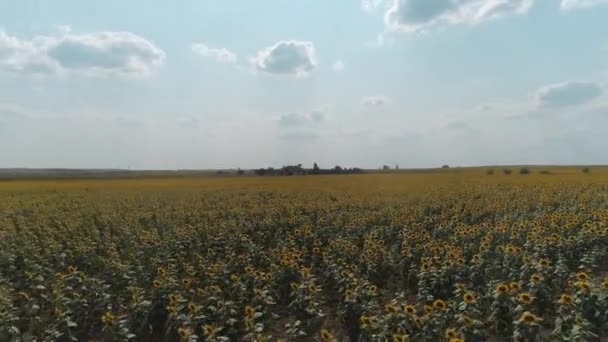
[1,0,608,169]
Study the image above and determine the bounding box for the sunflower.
[558,293,574,305]
[368,285,378,294]
[168,293,178,305]
[518,311,542,325]
[100,311,115,326]
[602,281,608,289]
[309,284,321,293]
[360,315,373,329]
[538,259,550,267]
[509,282,521,292]
[320,329,336,342]
[177,325,191,338]
[385,304,399,314]
[577,281,590,292]
[463,292,476,304]
[455,283,466,292]
[196,288,205,297]
[67,265,77,273]
[518,292,534,304]
[433,299,446,310]
[450,339,465,342]
[153,280,162,288]
[445,328,458,339]
[392,333,409,342]
[203,324,216,337]
[181,278,192,287]
[576,272,589,282]
[461,315,474,326]
[245,305,256,318]
[496,283,509,295]
[530,274,543,284]
[187,302,198,312]
[403,305,416,315]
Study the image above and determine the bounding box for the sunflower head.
[177,325,191,338]
[368,285,378,295]
[245,305,256,318]
[203,324,215,336]
[519,311,541,325]
[461,315,474,326]
[404,305,416,315]
[576,272,589,282]
[530,274,543,284]
[463,292,476,304]
[496,283,509,295]
[509,282,521,291]
[518,292,534,304]
[577,281,590,292]
[385,304,399,314]
[559,293,574,305]
[445,328,458,339]
[433,299,446,310]
[100,311,116,326]
[360,315,373,329]
[392,333,409,342]
[320,329,335,342]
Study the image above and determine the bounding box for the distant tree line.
[253,163,363,176]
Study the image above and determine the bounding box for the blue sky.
[1,0,608,169]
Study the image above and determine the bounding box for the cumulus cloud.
[0,27,165,77]
[561,0,608,9]
[534,81,603,109]
[278,110,325,126]
[192,42,237,63]
[384,0,534,33]
[361,95,390,106]
[362,0,386,11]
[331,60,345,71]
[252,40,317,77]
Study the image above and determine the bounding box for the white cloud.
[361,95,390,106]
[278,110,325,126]
[192,42,237,64]
[533,81,603,109]
[0,27,165,77]
[561,0,608,9]
[331,60,345,71]
[384,0,534,33]
[252,40,317,77]
[362,0,386,11]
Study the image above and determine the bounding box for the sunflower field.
[1,169,608,341]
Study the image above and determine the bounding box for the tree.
[312,162,321,175]
[382,165,391,170]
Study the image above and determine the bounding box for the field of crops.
[1,168,608,341]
